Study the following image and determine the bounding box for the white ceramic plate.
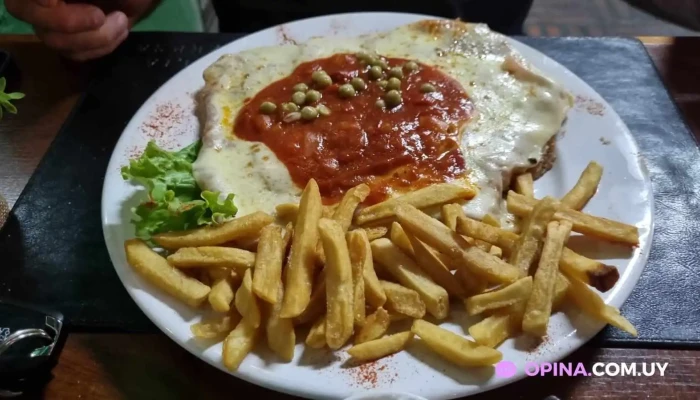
[102,12,653,400]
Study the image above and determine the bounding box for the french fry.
[317,184,371,263]
[371,238,449,319]
[457,217,517,253]
[282,222,294,247]
[455,268,488,296]
[465,277,533,316]
[265,282,295,362]
[281,179,323,318]
[522,221,573,337]
[333,184,371,231]
[276,203,299,223]
[441,203,463,231]
[191,312,240,339]
[440,204,493,252]
[348,233,366,328]
[294,268,326,326]
[347,332,414,362]
[457,216,619,291]
[230,237,259,252]
[167,247,256,273]
[209,278,235,312]
[364,226,389,241]
[489,246,503,258]
[406,232,467,298]
[356,307,390,344]
[482,214,501,227]
[154,211,274,249]
[223,318,258,370]
[507,191,639,245]
[553,273,570,310]
[468,311,520,348]
[561,161,603,210]
[252,225,287,304]
[391,221,460,271]
[318,219,354,350]
[381,280,426,319]
[306,315,327,349]
[411,320,502,367]
[390,221,414,255]
[323,204,337,219]
[356,184,475,225]
[125,239,210,307]
[348,230,386,309]
[396,204,522,284]
[509,196,557,274]
[514,173,534,198]
[564,274,637,336]
[235,269,261,328]
[208,267,232,281]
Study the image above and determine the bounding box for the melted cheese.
[194,21,573,222]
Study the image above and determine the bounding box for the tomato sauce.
[234,53,473,204]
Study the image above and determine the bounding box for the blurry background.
[0,0,697,36]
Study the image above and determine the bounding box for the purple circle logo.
[495,361,517,378]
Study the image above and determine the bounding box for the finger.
[68,26,129,62]
[9,1,105,33]
[38,12,128,53]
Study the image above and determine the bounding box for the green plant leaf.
[0,77,6,93]
[8,92,25,100]
[122,141,237,241]
[2,101,17,114]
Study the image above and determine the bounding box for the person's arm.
[624,0,700,30]
[6,0,161,61]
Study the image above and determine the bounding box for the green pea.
[404,61,419,72]
[420,83,436,93]
[369,66,383,80]
[317,104,331,116]
[282,102,299,113]
[375,99,386,109]
[388,66,404,79]
[301,106,319,120]
[356,51,373,63]
[385,90,402,108]
[312,70,332,88]
[338,84,356,98]
[293,83,308,92]
[259,101,277,114]
[305,89,322,103]
[387,77,401,91]
[372,58,388,70]
[377,80,388,90]
[350,77,366,91]
[292,91,307,105]
[283,112,301,123]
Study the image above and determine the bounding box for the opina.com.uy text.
[495,361,668,377]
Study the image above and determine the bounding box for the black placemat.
[1,33,698,347]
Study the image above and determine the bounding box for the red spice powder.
[345,355,397,388]
[139,102,186,149]
[574,95,605,117]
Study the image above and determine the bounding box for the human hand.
[6,0,132,61]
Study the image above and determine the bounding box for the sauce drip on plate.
[234,53,474,204]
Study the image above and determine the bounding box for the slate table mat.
[1,33,699,348]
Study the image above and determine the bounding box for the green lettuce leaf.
[122,141,237,241]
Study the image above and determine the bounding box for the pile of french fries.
[124,160,638,374]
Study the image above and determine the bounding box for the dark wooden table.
[1,35,699,400]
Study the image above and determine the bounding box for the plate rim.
[101,12,654,400]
